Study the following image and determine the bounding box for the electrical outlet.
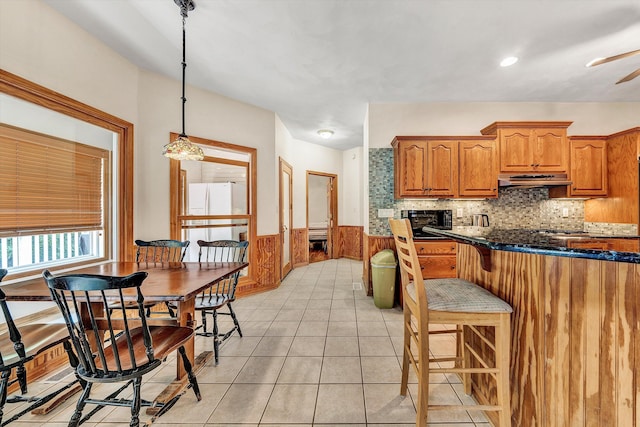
[562,208,569,218]
[456,208,463,218]
[377,208,394,218]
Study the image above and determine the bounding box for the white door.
[280,158,293,278]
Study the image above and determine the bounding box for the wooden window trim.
[169,132,257,286]
[0,69,134,262]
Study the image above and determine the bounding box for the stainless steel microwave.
[400,209,452,238]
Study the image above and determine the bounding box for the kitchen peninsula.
[422,226,640,427]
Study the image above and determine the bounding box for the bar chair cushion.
[407,278,513,313]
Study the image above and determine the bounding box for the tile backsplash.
[369,148,586,236]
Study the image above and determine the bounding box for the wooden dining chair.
[43,269,201,427]
[134,239,190,317]
[0,269,79,426]
[388,219,513,427]
[195,239,249,365]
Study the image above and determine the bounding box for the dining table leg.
[175,297,195,380]
[146,296,213,416]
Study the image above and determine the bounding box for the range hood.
[498,173,572,188]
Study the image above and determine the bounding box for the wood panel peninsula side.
[421,226,640,427]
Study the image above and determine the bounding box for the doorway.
[279,158,293,279]
[307,171,337,263]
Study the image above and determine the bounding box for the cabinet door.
[533,128,568,172]
[418,255,457,278]
[459,140,498,197]
[569,138,607,196]
[426,140,458,197]
[499,128,532,172]
[396,140,429,197]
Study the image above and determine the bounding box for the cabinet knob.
[450,246,455,251]
[450,265,455,270]
[573,187,577,190]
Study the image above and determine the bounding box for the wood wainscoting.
[291,226,364,268]
[236,233,280,297]
[458,243,640,427]
[363,233,395,296]
[336,226,363,260]
[292,228,309,267]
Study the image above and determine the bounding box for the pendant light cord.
[180,13,187,137]
[180,5,187,137]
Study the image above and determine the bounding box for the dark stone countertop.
[421,226,640,264]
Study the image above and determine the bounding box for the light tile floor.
[5,258,492,426]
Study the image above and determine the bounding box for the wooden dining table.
[2,260,248,415]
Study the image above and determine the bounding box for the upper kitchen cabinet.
[549,136,608,198]
[392,137,458,198]
[481,121,572,173]
[458,137,499,198]
[584,128,640,227]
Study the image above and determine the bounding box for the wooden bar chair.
[0,269,79,426]
[134,239,190,317]
[388,219,513,427]
[43,269,201,427]
[195,239,249,365]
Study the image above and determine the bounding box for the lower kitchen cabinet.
[415,240,457,278]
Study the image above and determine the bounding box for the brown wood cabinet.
[392,137,458,198]
[584,128,640,228]
[481,121,572,173]
[550,136,608,198]
[458,138,498,198]
[414,240,457,278]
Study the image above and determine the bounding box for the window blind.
[0,124,109,236]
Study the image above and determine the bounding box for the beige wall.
[0,0,139,124]
[136,71,276,238]
[0,0,279,239]
[275,116,346,228]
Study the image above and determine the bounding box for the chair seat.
[96,326,193,372]
[194,294,230,310]
[0,323,69,368]
[407,278,513,313]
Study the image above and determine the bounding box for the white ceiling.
[44,0,640,150]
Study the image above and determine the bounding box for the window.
[0,123,111,274]
[0,70,134,279]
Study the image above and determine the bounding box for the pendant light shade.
[163,0,204,161]
[163,135,204,160]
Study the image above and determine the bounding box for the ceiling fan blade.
[616,67,640,84]
[587,48,640,67]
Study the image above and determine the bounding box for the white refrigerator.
[185,182,246,261]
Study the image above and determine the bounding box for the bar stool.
[389,219,513,427]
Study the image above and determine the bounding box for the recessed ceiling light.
[317,129,334,139]
[500,56,518,67]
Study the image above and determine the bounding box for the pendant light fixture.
[163,0,204,161]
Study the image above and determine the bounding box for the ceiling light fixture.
[317,129,334,139]
[500,56,519,67]
[162,0,204,161]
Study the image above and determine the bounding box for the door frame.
[279,158,293,279]
[306,171,338,259]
